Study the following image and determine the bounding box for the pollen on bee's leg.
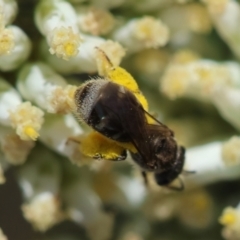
[94,47,144,96]
[93,153,103,160]
[79,132,126,161]
[116,150,127,161]
[103,149,127,161]
[92,152,126,161]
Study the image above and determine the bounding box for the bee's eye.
[155,139,166,154]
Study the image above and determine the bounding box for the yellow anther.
[64,43,75,57]
[24,126,39,141]
[219,208,237,226]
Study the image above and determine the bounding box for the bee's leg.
[113,150,127,161]
[80,131,127,161]
[93,150,127,161]
[95,48,149,110]
[141,171,149,186]
[95,47,139,91]
[66,136,81,145]
[166,178,184,191]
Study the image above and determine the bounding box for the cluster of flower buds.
[0,0,240,239]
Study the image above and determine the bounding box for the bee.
[74,78,186,190]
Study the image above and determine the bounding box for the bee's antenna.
[182,170,196,175]
[95,47,114,77]
[95,47,112,66]
[141,171,149,186]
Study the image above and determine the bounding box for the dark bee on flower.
[74,78,186,190]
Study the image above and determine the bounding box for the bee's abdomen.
[74,79,108,122]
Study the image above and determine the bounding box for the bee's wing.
[143,110,174,137]
[118,89,151,160]
[92,81,173,163]
[94,82,151,160]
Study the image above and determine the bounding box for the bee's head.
[131,126,184,174]
[131,144,185,189]
[154,146,185,187]
[150,135,179,170]
[143,125,180,172]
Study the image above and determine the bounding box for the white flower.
[0,25,31,71]
[185,141,240,187]
[44,35,125,74]
[18,62,76,114]
[113,16,169,53]
[22,192,64,232]
[219,203,240,240]
[0,78,44,141]
[35,0,81,60]
[18,144,64,231]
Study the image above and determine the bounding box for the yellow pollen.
[139,24,151,36]
[219,212,237,226]
[64,43,75,56]
[67,86,77,99]
[0,30,14,55]
[173,79,184,91]
[24,126,39,141]
[195,196,208,210]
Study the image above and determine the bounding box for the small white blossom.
[77,6,115,36]
[185,141,240,187]
[35,0,82,60]
[63,168,114,240]
[0,0,18,25]
[18,62,76,114]
[0,77,44,141]
[0,125,35,165]
[18,145,64,231]
[219,202,240,240]
[222,136,240,167]
[0,25,31,71]
[204,0,240,59]
[113,16,169,53]
[44,35,125,73]
[22,192,64,232]
[39,113,83,162]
